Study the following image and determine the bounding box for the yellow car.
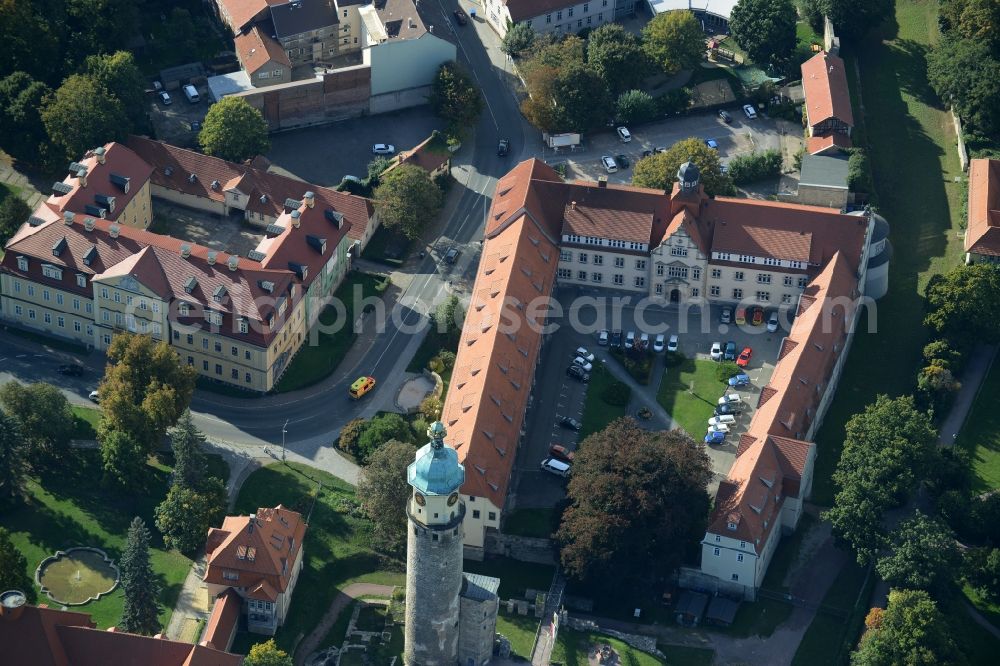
[349,376,376,399]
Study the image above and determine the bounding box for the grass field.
[502,507,557,539]
[71,405,100,439]
[275,273,387,393]
[461,557,554,601]
[655,356,722,438]
[809,0,967,505]
[579,365,630,439]
[552,630,667,666]
[791,562,873,666]
[956,359,1000,493]
[496,613,539,659]
[4,451,195,630]
[231,462,404,655]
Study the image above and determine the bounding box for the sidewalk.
[164,556,209,641]
[0,160,44,209]
[938,343,997,446]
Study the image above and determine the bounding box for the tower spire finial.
[428,421,447,450]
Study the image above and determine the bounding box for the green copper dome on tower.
[407,421,465,496]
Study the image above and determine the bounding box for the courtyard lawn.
[809,0,967,505]
[655,356,721,438]
[496,613,539,659]
[956,359,1000,493]
[791,561,873,666]
[579,365,630,440]
[502,508,557,539]
[275,272,387,393]
[231,462,404,656]
[552,629,666,666]
[461,557,554,602]
[71,405,100,439]
[4,450,195,630]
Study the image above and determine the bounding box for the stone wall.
[236,66,371,132]
[562,613,665,659]
[484,532,557,565]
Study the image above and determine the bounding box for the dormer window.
[179,302,190,316]
[239,319,248,334]
[16,256,27,271]
[727,522,737,530]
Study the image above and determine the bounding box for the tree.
[244,639,293,666]
[924,264,1000,345]
[119,517,160,636]
[199,97,270,163]
[632,137,734,196]
[338,418,369,457]
[846,148,873,193]
[430,62,483,136]
[875,512,959,591]
[523,35,586,71]
[822,0,896,43]
[0,194,32,248]
[851,589,958,666]
[616,90,657,125]
[501,21,536,57]
[98,333,197,454]
[0,381,75,466]
[63,0,139,67]
[0,410,28,505]
[42,74,128,162]
[0,1,61,84]
[940,0,1000,47]
[155,479,227,553]
[373,164,443,239]
[825,395,938,564]
[0,72,52,164]
[432,294,465,342]
[729,0,798,68]
[927,37,1000,136]
[916,364,959,414]
[100,429,147,490]
[357,439,416,553]
[0,528,35,602]
[727,149,783,184]
[642,11,705,76]
[357,412,414,462]
[965,546,1000,602]
[168,410,206,490]
[802,0,826,34]
[520,64,562,132]
[556,418,712,596]
[923,339,964,372]
[587,23,649,94]
[85,51,147,128]
[551,63,611,133]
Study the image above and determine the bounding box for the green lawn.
[461,557,554,601]
[71,405,100,439]
[503,508,557,539]
[579,365,630,440]
[275,273,387,393]
[552,629,666,666]
[496,613,539,658]
[810,0,967,505]
[4,451,195,630]
[939,589,1000,664]
[792,561,873,666]
[956,359,1000,493]
[231,462,404,655]
[655,356,722,438]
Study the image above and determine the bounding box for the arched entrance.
[670,288,681,303]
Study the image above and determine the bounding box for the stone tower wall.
[404,505,465,665]
[458,594,498,666]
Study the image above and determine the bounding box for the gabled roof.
[966,159,1000,257]
[271,0,339,38]
[801,51,854,128]
[806,133,852,156]
[47,143,154,224]
[201,590,242,652]
[214,0,280,33]
[235,25,292,74]
[204,505,307,595]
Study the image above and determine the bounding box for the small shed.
[705,595,741,627]
[160,62,208,90]
[798,154,850,209]
[674,591,709,627]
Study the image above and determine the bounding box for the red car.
[751,306,765,326]
[549,444,575,463]
[736,346,753,368]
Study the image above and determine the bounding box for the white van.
[540,458,571,478]
[183,84,200,103]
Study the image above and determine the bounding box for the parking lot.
[147,84,210,148]
[512,290,788,509]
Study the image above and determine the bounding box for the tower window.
[473,510,481,519]
[434,513,439,519]
[432,534,439,542]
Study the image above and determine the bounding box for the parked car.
[445,247,459,264]
[549,444,575,463]
[615,154,630,169]
[653,334,665,353]
[158,91,172,105]
[573,356,593,372]
[728,373,751,388]
[574,347,595,363]
[597,329,609,346]
[735,306,747,325]
[708,414,737,426]
[639,332,650,350]
[715,402,744,416]
[723,341,737,361]
[708,423,731,434]
[719,109,733,124]
[182,84,200,103]
[767,311,780,333]
[704,138,719,150]
[705,430,727,445]
[751,306,764,327]
[667,335,679,352]
[560,417,582,431]
[617,126,632,142]
[743,104,758,120]
[642,149,653,158]
[601,155,618,173]
[566,365,590,382]
[611,329,623,349]
[372,143,395,155]
[720,306,732,324]
[710,342,723,361]
[497,138,509,156]
[190,120,201,132]
[625,331,635,349]
[453,8,468,25]
[88,390,100,402]
[541,457,571,477]
[57,364,84,376]
[718,393,742,406]
[736,346,753,367]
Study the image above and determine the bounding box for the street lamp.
[281,419,288,463]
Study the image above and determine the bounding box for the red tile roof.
[126,136,372,243]
[801,51,854,129]
[966,159,1000,257]
[806,133,852,156]
[235,25,291,74]
[47,142,154,224]
[204,505,307,595]
[201,590,242,652]
[214,0,276,33]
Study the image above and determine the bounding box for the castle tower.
[404,422,466,666]
[677,159,701,195]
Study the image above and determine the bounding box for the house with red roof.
[801,51,854,155]
[965,159,1000,264]
[203,505,307,635]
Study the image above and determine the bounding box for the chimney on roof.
[84,217,96,232]
[570,201,576,210]
[64,211,75,226]
[78,166,88,188]
[207,250,217,265]
[227,255,239,271]
[180,243,192,259]
[188,173,197,184]
[248,514,255,533]
[0,590,27,622]
[829,65,834,73]
[303,191,315,208]
[109,224,120,238]
[94,146,106,165]
[597,176,607,188]
[290,210,301,228]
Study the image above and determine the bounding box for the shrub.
[715,361,740,383]
[420,395,443,420]
[727,149,783,184]
[615,89,657,125]
[601,380,631,406]
[847,148,873,193]
[656,88,691,116]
